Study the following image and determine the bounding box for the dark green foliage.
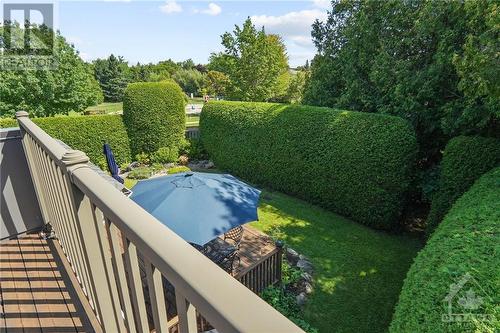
[426,136,500,234]
[179,138,208,160]
[390,168,500,332]
[34,115,131,166]
[305,0,499,164]
[123,81,186,156]
[93,54,131,102]
[261,261,318,333]
[201,101,417,228]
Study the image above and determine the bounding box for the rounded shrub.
[200,101,417,229]
[123,81,185,156]
[390,167,500,332]
[426,136,500,235]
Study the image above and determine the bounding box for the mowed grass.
[186,115,200,127]
[84,102,123,114]
[251,190,422,333]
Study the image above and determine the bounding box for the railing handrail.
[17,113,303,333]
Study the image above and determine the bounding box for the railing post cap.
[15,111,29,118]
[62,150,89,166]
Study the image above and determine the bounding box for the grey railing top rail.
[17,113,303,333]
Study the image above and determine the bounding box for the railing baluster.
[92,207,128,333]
[144,259,169,333]
[57,160,99,311]
[175,291,197,333]
[106,222,138,333]
[122,238,150,333]
[66,167,122,332]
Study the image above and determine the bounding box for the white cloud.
[312,0,331,9]
[251,10,327,37]
[193,3,222,16]
[289,35,313,47]
[159,1,182,14]
[251,9,326,48]
[202,3,222,16]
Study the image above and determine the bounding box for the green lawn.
[251,190,422,333]
[186,115,200,127]
[124,171,421,333]
[84,102,123,114]
[187,97,204,104]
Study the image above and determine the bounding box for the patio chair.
[223,225,244,250]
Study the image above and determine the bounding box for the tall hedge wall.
[426,136,500,235]
[123,81,185,156]
[0,115,131,166]
[200,101,417,229]
[390,167,500,332]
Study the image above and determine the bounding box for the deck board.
[0,234,94,333]
[232,226,276,276]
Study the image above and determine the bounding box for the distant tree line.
[91,18,308,105]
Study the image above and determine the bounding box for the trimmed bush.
[200,101,417,228]
[1,115,131,166]
[0,118,16,128]
[123,81,185,156]
[390,167,500,332]
[426,136,500,235]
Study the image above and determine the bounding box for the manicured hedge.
[200,101,417,228]
[426,136,500,235]
[0,118,16,128]
[390,167,500,332]
[123,81,185,156]
[0,115,131,166]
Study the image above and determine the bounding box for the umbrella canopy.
[103,143,124,184]
[130,172,261,245]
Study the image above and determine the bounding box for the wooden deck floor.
[234,226,276,276]
[0,234,94,333]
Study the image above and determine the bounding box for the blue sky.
[56,1,329,67]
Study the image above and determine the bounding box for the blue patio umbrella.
[103,143,124,184]
[129,172,261,245]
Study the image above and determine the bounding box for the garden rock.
[304,282,313,295]
[188,160,215,170]
[301,272,312,282]
[126,161,140,171]
[286,248,300,264]
[296,259,314,274]
[296,292,307,307]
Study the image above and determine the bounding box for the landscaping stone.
[296,259,314,274]
[301,272,312,282]
[304,282,313,295]
[126,161,140,171]
[286,248,300,264]
[188,160,215,170]
[296,292,307,307]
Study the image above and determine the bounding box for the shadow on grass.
[251,190,423,333]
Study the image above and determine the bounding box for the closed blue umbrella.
[103,143,124,184]
[130,172,261,245]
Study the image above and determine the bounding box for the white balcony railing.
[16,111,303,333]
